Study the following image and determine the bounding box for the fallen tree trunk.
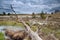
[21,19,42,40]
[10,4,42,40]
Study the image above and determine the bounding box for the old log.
[21,19,42,40]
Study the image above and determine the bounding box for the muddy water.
[0,26,24,32]
[0,26,25,40]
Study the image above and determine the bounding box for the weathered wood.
[21,19,42,40]
[10,4,42,40]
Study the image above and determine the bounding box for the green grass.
[55,30,60,39]
[41,25,60,39]
[0,32,4,40]
[41,27,53,35]
[0,21,24,27]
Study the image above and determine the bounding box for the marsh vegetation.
[0,11,60,40]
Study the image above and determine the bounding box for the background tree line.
[0,12,11,15]
[32,11,46,19]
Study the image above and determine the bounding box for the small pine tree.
[32,12,36,19]
[40,11,45,19]
[51,12,53,14]
[8,13,10,15]
[3,12,6,15]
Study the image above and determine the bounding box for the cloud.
[0,0,60,13]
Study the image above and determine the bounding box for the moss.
[31,26,38,32]
[0,32,4,40]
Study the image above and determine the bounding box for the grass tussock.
[0,32,4,40]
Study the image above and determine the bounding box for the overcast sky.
[0,0,60,14]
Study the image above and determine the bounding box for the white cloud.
[0,0,60,13]
[12,0,24,5]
